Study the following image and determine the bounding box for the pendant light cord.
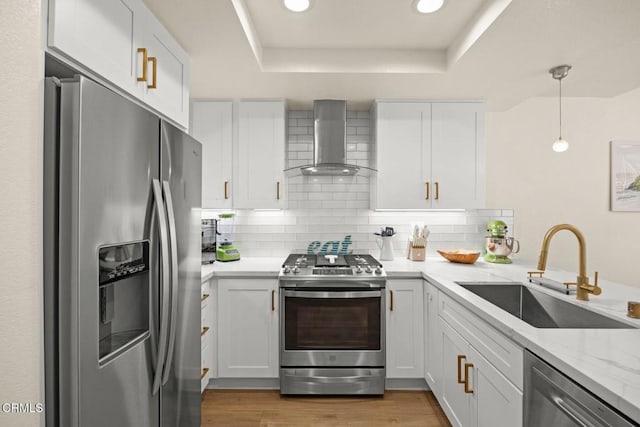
[559,77,563,139]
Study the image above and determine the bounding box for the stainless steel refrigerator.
[44,75,202,427]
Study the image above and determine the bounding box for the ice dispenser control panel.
[99,241,149,286]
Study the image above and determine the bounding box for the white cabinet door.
[217,279,278,378]
[48,0,190,128]
[440,319,472,427]
[424,281,442,396]
[139,5,190,128]
[374,102,431,209]
[48,0,142,96]
[431,103,485,209]
[234,101,286,209]
[372,101,485,210]
[191,101,233,208]
[469,346,523,427]
[386,279,424,378]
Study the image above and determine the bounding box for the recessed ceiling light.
[284,0,310,12]
[416,0,444,14]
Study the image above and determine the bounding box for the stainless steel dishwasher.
[524,350,638,427]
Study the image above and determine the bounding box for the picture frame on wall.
[611,140,640,212]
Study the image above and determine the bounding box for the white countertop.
[202,256,640,421]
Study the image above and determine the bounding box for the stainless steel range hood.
[285,100,376,177]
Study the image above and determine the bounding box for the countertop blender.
[216,212,240,262]
[484,220,519,264]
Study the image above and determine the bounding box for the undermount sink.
[455,282,635,329]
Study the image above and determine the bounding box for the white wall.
[0,1,44,426]
[487,88,640,288]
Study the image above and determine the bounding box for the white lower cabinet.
[424,281,442,395]
[217,278,279,378]
[201,279,214,392]
[440,320,472,427]
[469,345,523,427]
[434,285,523,427]
[386,279,424,378]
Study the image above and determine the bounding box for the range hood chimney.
[284,100,376,177]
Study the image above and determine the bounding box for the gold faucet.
[536,224,601,301]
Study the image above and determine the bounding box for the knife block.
[407,240,425,261]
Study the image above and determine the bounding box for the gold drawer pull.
[224,181,229,199]
[457,355,466,384]
[276,182,281,200]
[425,182,430,200]
[389,290,394,311]
[435,182,440,200]
[201,367,209,380]
[201,293,210,303]
[137,48,148,82]
[147,57,157,89]
[271,290,276,311]
[464,363,474,394]
[201,326,210,337]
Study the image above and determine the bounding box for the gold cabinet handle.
[224,181,229,199]
[389,290,394,311]
[435,182,440,200]
[201,293,210,303]
[271,290,276,311]
[457,355,466,384]
[137,48,148,82]
[147,56,157,89]
[276,181,281,200]
[425,181,430,200]
[200,367,209,380]
[464,363,474,394]
[201,326,210,337]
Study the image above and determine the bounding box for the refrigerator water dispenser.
[98,241,150,364]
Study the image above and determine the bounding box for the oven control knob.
[292,266,299,274]
[365,267,372,273]
[283,267,290,274]
[355,266,363,273]
[374,267,382,275]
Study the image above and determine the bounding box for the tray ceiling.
[144,0,640,111]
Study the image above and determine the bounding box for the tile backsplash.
[202,110,514,258]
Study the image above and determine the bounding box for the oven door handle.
[283,290,382,298]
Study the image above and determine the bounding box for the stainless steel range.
[279,254,386,395]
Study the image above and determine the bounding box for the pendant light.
[549,65,572,153]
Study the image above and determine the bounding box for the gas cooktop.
[279,253,385,279]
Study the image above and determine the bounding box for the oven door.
[280,288,385,367]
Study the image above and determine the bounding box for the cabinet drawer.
[438,291,523,390]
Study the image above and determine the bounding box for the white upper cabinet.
[234,101,286,209]
[190,101,233,209]
[372,101,485,210]
[138,9,190,127]
[47,0,190,128]
[431,103,485,209]
[374,102,431,210]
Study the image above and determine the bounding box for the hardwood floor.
[202,390,451,426]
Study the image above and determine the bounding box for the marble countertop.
[201,256,640,421]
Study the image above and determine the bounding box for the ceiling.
[143,0,640,111]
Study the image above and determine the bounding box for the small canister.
[628,301,640,319]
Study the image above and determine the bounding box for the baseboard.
[385,378,429,390]
[207,378,280,390]
[207,377,429,391]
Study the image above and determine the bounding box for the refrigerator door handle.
[161,180,179,385]
[152,179,171,395]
